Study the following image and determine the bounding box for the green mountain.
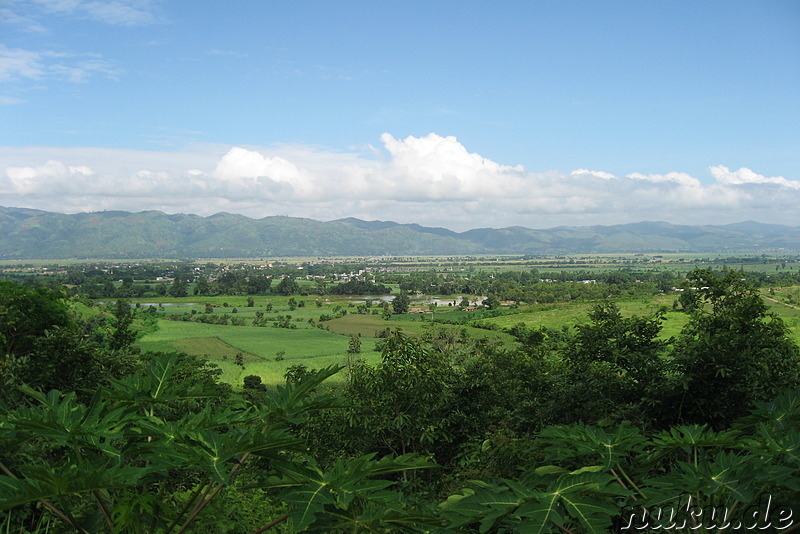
[0,206,798,258]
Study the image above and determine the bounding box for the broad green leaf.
[534,422,645,469]
[0,464,149,509]
[260,452,434,532]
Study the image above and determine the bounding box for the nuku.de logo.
[619,494,794,531]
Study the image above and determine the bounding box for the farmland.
[71,253,793,387]
[3,252,800,387]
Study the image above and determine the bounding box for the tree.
[244,274,272,294]
[392,290,410,314]
[1,281,136,405]
[482,294,501,310]
[168,275,188,298]
[555,302,667,425]
[194,275,210,295]
[108,299,137,351]
[242,373,267,403]
[275,276,299,296]
[348,333,362,354]
[669,269,800,427]
[344,331,461,460]
[675,286,700,312]
[0,356,382,533]
[0,280,71,357]
[315,280,327,295]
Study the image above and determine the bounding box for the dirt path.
[764,296,800,311]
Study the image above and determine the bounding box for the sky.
[1,0,799,231]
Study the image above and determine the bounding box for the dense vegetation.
[2,260,800,532]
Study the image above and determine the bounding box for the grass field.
[763,287,800,341]
[135,297,521,387]
[476,294,691,339]
[131,281,800,387]
[137,318,383,385]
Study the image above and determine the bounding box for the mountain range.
[1,206,798,259]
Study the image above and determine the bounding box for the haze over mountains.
[1,206,798,259]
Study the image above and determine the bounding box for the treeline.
[385,269,677,303]
[384,267,800,304]
[327,279,390,295]
[6,261,800,304]
[1,270,800,532]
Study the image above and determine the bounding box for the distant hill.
[0,206,798,258]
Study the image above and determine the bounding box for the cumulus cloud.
[1,134,799,230]
[709,165,800,190]
[626,171,702,187]
[380,133,526,200]
[571,169,615,180]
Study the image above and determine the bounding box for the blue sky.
[1,1,799,230]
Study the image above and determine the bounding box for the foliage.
[167,276,188,298]
[392,291,411,315]
[348,333,362,354]
[274,277,299,296]
[1,355,435,533]
[109,299,138,351]
[481,294,501,310]
[554,302,668,425]
[257,453,438,533]
[1,283,139,405]
[0,280,71,357]
[344,331,461,462]
[669,269,800,428]
[442,388,800,533]
[329,280,390,295]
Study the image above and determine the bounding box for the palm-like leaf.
[262,364,343,424]
[259,452,435,532]
[441,467,629,533]
[534,423,645,469]
[0,464,150,509]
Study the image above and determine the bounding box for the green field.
[48,255,775,388]
[134,292,666,388]
[135,305,513,386]
[133,284,800,389]
[476,294,691,339]
[138,317,383,385]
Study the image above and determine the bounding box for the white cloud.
[378,133,526,200]
[5,160,94,195]
[571,169,615,180]
[212,147,315,200]
[0,7,48,33]
[0,44,120,84]
[1,134,798,230]
[29,0,161,26]
[626,171,702,188]
[49,56,120,82]
[709,165,800,190]
[0,94,24,105]
[0,45,43,82]
[208,49,249,58]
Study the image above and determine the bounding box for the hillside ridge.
[1,206,798,258]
